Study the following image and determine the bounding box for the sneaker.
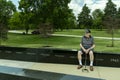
[77,65,83,69]
[90,66,94,71]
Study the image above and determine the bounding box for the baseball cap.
[85,29,91,33]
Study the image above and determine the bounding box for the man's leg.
[89,50,94,71]
[77,51,83,69]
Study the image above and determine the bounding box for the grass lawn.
[55,29,120,38]
[1,32,120,53]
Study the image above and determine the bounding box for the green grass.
[1,32,120,53]
[2,33,79,48]
[55,29,120,38]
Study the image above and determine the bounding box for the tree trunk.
[0,33,1,45]
[100,25,103,31]
[25,26,29,34]
[111,29,114,47]
[25,29,28,34]
[0,26,1,45]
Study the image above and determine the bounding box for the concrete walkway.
[9,30,31,34]
[52,34,120,40]
[9,30,120,40]
[0,59,119,80]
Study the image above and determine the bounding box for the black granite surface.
[0,46,120,67]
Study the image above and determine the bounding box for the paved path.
[9,30,31,34]
[52,34,120,40]
[9,30,120,40]
[0,59,119,80]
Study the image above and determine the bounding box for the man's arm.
[89,44,95,50]
[80,43,86,52]
[86,44,95,54]
[88,37,95,51]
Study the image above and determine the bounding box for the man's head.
[85,29,91,37]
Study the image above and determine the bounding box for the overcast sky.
[11,0,120,17]
[68,0,120,17]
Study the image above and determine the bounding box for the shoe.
[77,65,83,69]
[90,66,94,71]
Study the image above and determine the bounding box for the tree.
[104,0,116,17]
[117,7,120,27]
[117,7,120,19]
[92,9,104,30]
[77,4,92,29]
[52,7,75,31]
[0,0,16,45]
[19,0,34,34]
[32,0,72,31]
[9,12,22,30]
[103,0,119,47]
[18,0,73,36]
[66,10,77,29]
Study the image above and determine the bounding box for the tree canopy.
[7,0,120,31]
[18,0,75,34]
[103,0,120,47]
[77,4,92,29]
[0,0,16,43]
[92,9,104,30]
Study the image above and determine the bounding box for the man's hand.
[83,48,86,53]
[83,49,88,54]
[86,49,90,54]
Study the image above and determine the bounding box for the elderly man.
[77,29,95,71]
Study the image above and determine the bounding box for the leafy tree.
[104,0,116,16]
[52,8,75,31]
[31,0,72,31]
[117,7,120,19]
[9,12,22,30]
[117,7,120,28]
[66,10,77,29]
[92,9,104,30]
[19,0,34,34]
[77,4,92,29]
[18,0,73,36]
[103,0,119,47]
[0,0,16,45]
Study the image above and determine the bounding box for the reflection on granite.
[0,66,103,80]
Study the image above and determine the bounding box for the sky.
[10,0,120,17]
[10,0,19,8]
[68,0,120,17]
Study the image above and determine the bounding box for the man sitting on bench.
[77,29,95,71]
